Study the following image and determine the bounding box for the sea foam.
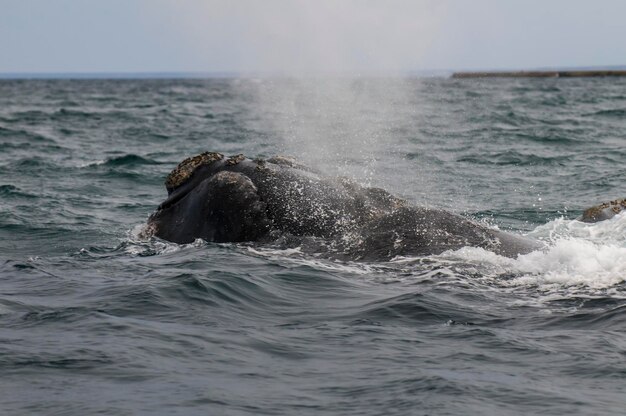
[442,212,626,290]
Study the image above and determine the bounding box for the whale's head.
[579,198,625,223]
[148,153,271,244]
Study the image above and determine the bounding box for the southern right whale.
[146,152,620,261]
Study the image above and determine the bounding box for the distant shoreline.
[452,70,626,78]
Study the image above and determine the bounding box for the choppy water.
[1,77,625,415]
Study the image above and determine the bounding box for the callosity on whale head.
[147,152,546,260]
[578,198,626,223]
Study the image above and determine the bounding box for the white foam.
[528,212,626,245]
[246,246,376,275]
[512,239,626,288]
[76,159,106,168]
[122,224,205,256]
[441,213,626,290]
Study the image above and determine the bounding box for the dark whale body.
[148,152,546,260]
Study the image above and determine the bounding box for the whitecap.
[440,212,626,290]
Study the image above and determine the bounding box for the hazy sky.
[1,0,625,73]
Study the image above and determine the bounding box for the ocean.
[0,77,624,415]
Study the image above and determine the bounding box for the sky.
[1,0,626,74]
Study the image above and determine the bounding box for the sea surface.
[0,77,625,415]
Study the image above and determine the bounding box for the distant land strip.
[452,70,626,78]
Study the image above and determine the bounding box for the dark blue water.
[1,77,625,415]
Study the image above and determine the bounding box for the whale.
[146,152,554,261]
[578,198,625,223]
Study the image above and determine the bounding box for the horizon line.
[0,69,449,80]
[1,65,625,80]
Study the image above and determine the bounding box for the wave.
[3,108,142,124]
[102,154,161,167]
[355,291,490,325]
[0,347,114,370]
[0,184,37,199]
[1,110,50,123]
[53,108,102,120]
[0,126,57,143]
[511,132,580,145]
[77,154,162,169]
[583,108,626,118]
[438,213,626,292]
[4,157,58,172]
[457,151,570,166]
